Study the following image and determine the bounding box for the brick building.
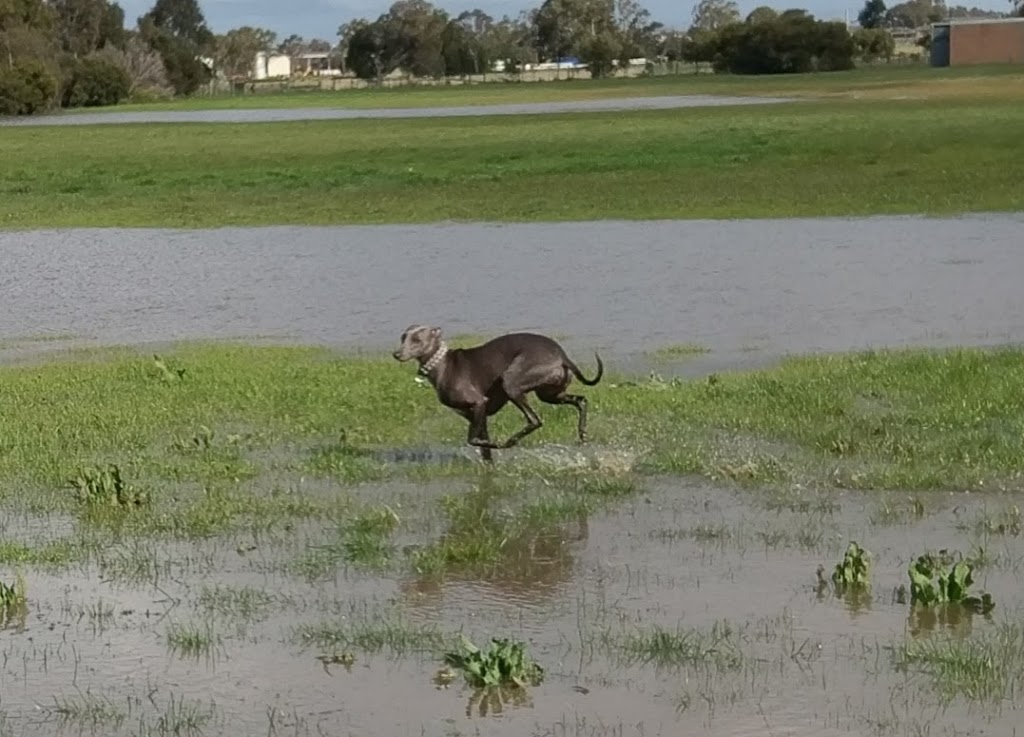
[930,17,1024,66]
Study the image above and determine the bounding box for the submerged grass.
[894,621,1024,704]
[3,75,1024,228]
[0,342,1022,494]
[295,617,451,657]
[610,620,744,671]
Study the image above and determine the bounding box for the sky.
[117,0,1014,41]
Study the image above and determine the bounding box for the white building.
[253,52,292,80]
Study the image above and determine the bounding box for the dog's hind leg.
[497,394,544,449]
[537,389,589,443]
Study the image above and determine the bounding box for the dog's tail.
[568,352,603,386]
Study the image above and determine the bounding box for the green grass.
[166,620,220,658]
[1,342,1023,496]
[894,621,1024,704]
[3,69,1024,228]
[609,620,744,670]
[295,617,451,656]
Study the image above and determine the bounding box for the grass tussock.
[611,620,744,671]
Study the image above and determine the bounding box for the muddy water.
[2,477,1022,736]
[3,215,1024,372]
[0,95,794,127]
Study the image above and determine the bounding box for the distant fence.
[200,56,928,98]
[202,62,717,97]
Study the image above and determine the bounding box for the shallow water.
[3,215,1024,370]
[0,94,794,127]
[2,476,1022,737]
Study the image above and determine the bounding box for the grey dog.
[393,325,604,461]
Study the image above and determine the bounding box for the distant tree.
[885,0,945,27]
[615,0,661,62]
[532,0,617,62]
[857,0,887,27]
[96,34,172,98]
[690,0,740,31]
[578,26,621,75]
[0,58,58,113]
[138,0,214,95]
[714,10,855,73]
[62,52,129,105]
[215,25,275,78]
[852,26,895,60]
[745,5,778,24]
[49,0,126,57]
[684,0,739,65]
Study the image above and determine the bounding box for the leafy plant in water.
[831,541,871,592]
[908,549,995,615]
[0,572,28,627]
[443,635,544,690]
[70,464,149,509]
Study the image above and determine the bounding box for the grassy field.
[3,92,1024,227]
[2,342,1022,498]
[68,64,1024,112]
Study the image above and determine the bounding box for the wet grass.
[166,621,220,658]
[894,620,1024,705]
[2,74,1023,228]
[295,616,451,657]
[1,342,1022,501]
[611,621,744,670]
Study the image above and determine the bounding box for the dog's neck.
[418,341,449,377]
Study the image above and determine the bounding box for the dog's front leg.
[466,403,498,461]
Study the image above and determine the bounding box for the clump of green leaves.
[443,636,544,689]
[0,572,28,627]
[831,541,871,592]
[70,464,149,509]
[0,575,25,609]
[908,550,994,614]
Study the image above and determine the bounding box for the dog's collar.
[418,342,448,376]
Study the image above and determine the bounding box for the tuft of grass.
[295,618,450,657]
[294,504,400,577]
[51,692,125,729]
[0,539,79,568]
[197,585,278,623]
[894,621,1024,704]
[611,621,744,670]
[166,621,220,658]
[651,343,711,360]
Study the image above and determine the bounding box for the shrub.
[0,60,58,115]
[62,55,132,108]
[713,11,856,74]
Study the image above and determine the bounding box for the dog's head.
[393,324,443,362]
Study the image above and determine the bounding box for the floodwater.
[3,215,1024,372]
[0,94,794,127]
[2,471,1023,737]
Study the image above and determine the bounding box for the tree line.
[2,0,1021,116]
